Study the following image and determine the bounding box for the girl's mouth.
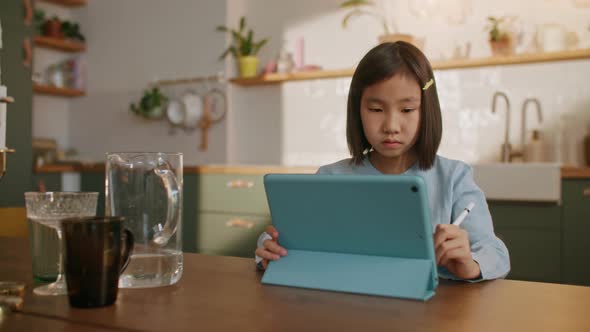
[382,139,402,148]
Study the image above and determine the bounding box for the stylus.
[452,202,475,227]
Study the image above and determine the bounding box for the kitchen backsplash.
[271,60,590,167]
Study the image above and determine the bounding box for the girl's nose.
[382,111,401,134]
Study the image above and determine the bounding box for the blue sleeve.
[446,163,511,281]
[316,165,330,174]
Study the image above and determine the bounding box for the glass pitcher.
[105,152,183,288]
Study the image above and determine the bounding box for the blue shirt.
[317,155,511,281]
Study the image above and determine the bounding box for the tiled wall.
[228,0,590,166]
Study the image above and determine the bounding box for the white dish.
[205,88,227,123]
[182,91,203,129]
[166,99,185,126]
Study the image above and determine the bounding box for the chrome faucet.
[491,91,516,162]
[520,98,543,150]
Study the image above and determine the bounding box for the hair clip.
[422,78,434,91]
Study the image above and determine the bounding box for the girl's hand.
[254,225,288,270]
[433,224,481,280]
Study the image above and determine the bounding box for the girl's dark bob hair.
[346,41,442,170]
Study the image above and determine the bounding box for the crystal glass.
[24,192,98,296]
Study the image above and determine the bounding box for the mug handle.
[120,229,134,274]
[151,158,181,246]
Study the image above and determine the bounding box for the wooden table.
[1,237,590,332]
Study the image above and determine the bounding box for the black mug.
[62,216,133,308]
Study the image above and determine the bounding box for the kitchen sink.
[472,162,561,202]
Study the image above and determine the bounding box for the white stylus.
[452,202,475,227]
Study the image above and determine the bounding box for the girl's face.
[360,73,421,161]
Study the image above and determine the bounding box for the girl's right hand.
[254,225,288,270]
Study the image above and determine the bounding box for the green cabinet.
[198,212,270,257]
[199,174,269,215]
[562,179,590,286]
[195,173,272,258]
[182,174,199,253]
[0,1,34,206]
[80,172,105,216]
[32,173,62,192]
[490,202,562,283]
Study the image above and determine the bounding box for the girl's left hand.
[433,224,481,280]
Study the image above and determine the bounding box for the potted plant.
[486,16,514,56]
[216,17,269,78]
[339,0,423,49]
[42,16,63,39]
[129,87,168,120]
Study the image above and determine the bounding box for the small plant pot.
[238,56,259,78]
[378,33,424,50]
[145,106,164,119]
[42,19,63,39]
[489,37,514,56]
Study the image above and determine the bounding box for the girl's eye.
[368,108,382,112]
[402,108,416,113]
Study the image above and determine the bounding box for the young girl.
[255,41,510,281]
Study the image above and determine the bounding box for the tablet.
[261,174,438,301]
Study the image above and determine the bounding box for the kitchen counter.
[34,163,318,175]
[561,166,590,179]
[35,163,590,178]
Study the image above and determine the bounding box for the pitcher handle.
[120,228,134,274]
[151,159,181,246]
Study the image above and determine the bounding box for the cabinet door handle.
[0,97,15,104]
[225,218,255,229]
[23,38,32,67]
[226,179,254,189]
[24,0,33,25]
[584,188,590,197]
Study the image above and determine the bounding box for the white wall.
[226,0,590,166]
[63,0,590,166]
[68,0,227,165]
[33,3,76,149]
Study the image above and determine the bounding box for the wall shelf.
[38,0,87,7]
[231,48,590,86]
[34,36,86,53]
[33,84,85,97]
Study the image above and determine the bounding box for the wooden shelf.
[38,0,87,7]
[33,84,85,97]
[231,69,354,86]
[34,36,85,53]
[231,49,590,86]
[430,48,590,70]
[35,164,79,173]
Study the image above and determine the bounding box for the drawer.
[495,227,561,283]
[199,174,269,215]
[488,202,561,230]
[197,212,271,258]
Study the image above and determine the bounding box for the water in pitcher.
[118,247,183,288]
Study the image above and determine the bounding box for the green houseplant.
[339,0,422,48]
[61,20,85,42]
[129,87,168,119]
[216,17,269,78]
[486,16,514,56]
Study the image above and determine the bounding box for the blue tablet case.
[261,174,438,301]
